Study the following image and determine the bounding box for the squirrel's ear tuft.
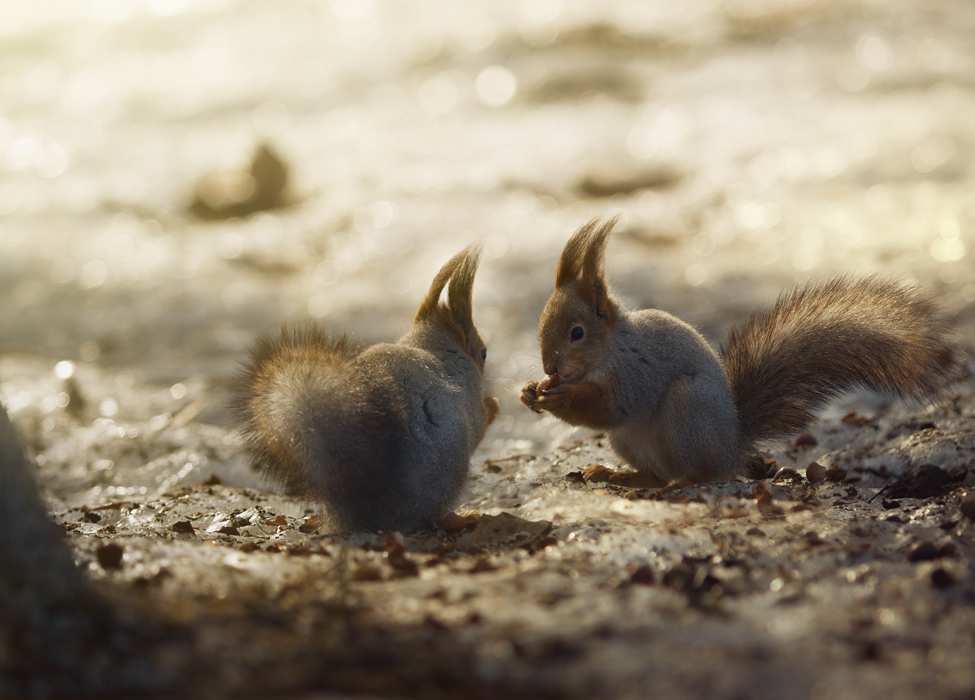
[445,243,481,331]
[556,215,619,317]
[415,250,464,324]
[580,214,618,289]
[414,244,481,342]
[555,215,619,289]
[555,218,599,288]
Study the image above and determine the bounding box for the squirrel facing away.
[521,217,958,487]
[234,246,500,532]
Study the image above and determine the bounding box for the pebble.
[96,543,124,570]
[907,542,938,562]
[960,493,975,522]
[630,564,656,585]
[931,568,954,589]
[794,432,818,447]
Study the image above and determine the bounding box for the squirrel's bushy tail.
[234,324,406,518]
[721,276,957,460]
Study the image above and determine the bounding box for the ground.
[28,390,974,699]
[2,0,975,697]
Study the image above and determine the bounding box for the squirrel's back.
[721,276,957,461]
[236,324,474,532]
[234,245,492,532]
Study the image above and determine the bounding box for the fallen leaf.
[752,482,773,503]
[459,510,483,526]
[887,464,955,499]
[752,482,783,516]
[171,521,194,534]
[298,515,322,533]
[442,511,468,533]
[381,532,418,577]
[772,467,800,483]
[381,532,405,557]
[841,411,870,427]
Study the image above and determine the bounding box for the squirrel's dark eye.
[570,326,584,342]
[480,348,487,360]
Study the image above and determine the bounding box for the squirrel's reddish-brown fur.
[522,217,958,486]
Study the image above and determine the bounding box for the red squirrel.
[235,245,499,532]
[521,217,957,487]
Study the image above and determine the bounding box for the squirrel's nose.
[544,364,558,376]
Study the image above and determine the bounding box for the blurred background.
[1,0,973,505]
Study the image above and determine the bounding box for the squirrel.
[0,402,145,694]
[0,401,93,625]
[234,245,500,532]
[521,216,958,488]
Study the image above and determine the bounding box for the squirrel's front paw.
[520,380,543,413]
[535,383,567,410]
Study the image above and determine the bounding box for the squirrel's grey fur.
[234,246,498,532]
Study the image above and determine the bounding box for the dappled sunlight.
[2,2,975,698]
